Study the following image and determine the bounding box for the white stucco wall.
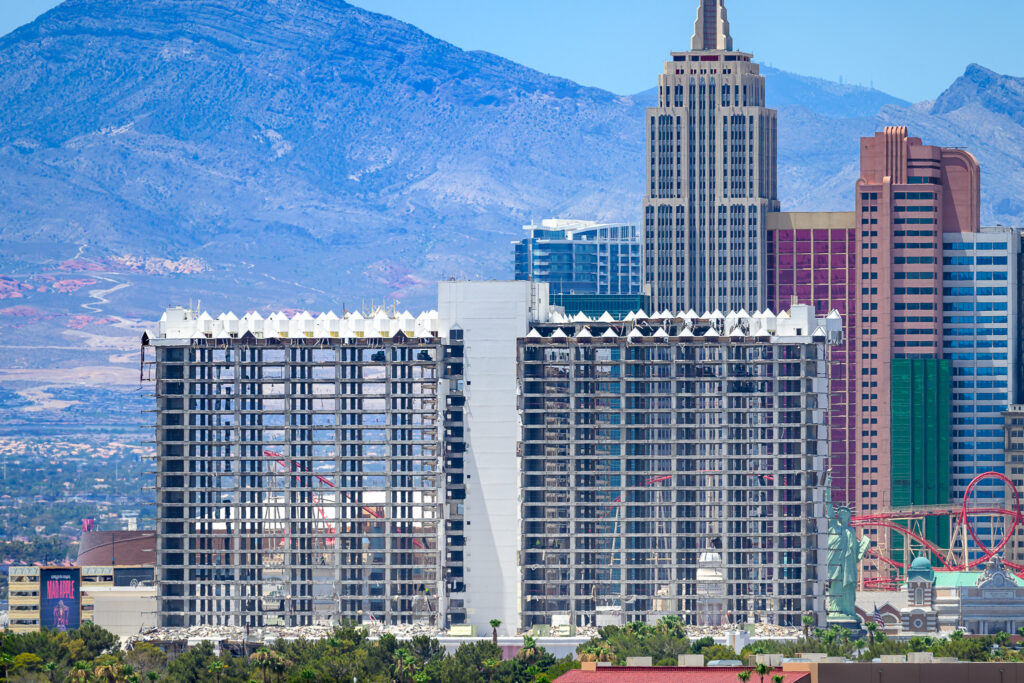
[85,587,157,641]
[438,281,548,635]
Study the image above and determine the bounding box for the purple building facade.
[767,212,858,505]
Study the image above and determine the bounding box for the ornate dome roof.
[908,556,935,582]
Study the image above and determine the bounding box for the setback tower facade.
[644,0,779,314]
[854,127,981,573]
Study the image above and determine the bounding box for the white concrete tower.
[644,0,779,314]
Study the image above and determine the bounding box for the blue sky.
[3,0,1021,102]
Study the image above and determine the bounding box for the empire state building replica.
[644,0,779,314]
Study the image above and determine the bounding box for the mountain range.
[0,0,1022,421]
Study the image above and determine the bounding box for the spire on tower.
[691,0,733,51]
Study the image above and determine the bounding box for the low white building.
[83,586,157,641]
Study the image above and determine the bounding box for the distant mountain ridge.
[932,64,1024,124]
[634,65,910,118]
[0,0,648,300]
[0,0,1020,321]
[777,64,1024,218]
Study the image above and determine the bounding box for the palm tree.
[578,643,612,663]
[865,621,879,649]
[737,671,752,683]
[394,649,418,683]
[0,653,13,681]
[207,660,228,683]
[482,658,500,683]
[518,635,539,662]
[625,621,650,638]
[271,654,291,683]
[657,615,686,639]
[773,676,784,683]
[92,662,118,683]
[43,661,58,682]
[68,662,91,683]
[250,648,273,683]
[801,615,814,640]
[755,663,770,683]
[489,619,502,647]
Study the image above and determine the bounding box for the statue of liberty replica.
[826,479,871,629]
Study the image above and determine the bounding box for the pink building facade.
[855,127,980,575]
[768,129,981,577]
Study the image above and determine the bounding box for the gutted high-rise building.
[518,305,839,628]
[146,282,552,634]
[644,0,779,314]
[147,308,460,628]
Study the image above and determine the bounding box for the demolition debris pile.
[127,622,801,650]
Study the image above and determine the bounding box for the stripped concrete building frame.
[518,305,839,628]
[145,308,467,628]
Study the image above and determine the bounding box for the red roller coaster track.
[851,471,1024,582]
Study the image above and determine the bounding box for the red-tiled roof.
[555,666,810,683]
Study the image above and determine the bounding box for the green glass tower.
[890,358,951,564]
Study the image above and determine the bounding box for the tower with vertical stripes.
[644,0,779,314]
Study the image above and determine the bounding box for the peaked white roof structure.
[153,306,443,343]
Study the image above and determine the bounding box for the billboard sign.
[113,567,154,587]
[40,568,81,632]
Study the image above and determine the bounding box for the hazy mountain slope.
[774,65,1024,223]
[0,0,647,303]
[634,65,910,119]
